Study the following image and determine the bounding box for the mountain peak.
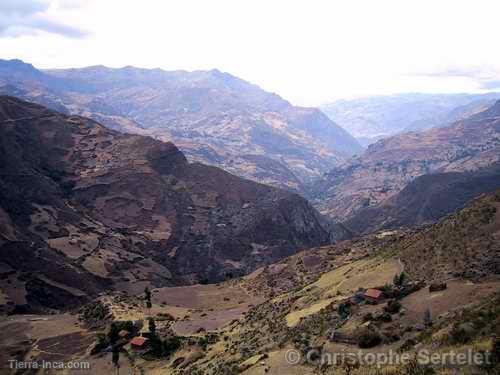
[0,58,40,75]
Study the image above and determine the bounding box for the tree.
[385,299,402,314]
[393,272,407,287]
[112,346,120,375]
[148,317,156,336]
[108,322,120,345]
[423,308,432,327]
[338,302,351,320]
[144,286,152,311]
[91,333,108,354]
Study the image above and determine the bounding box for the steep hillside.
[2,180,498,374]
[345,163,500,234]
[312,101,500,220]
[193,190,500,374]
[0,96,335,313]
[396,189,500,281]
[80,190,499,374]
[321,93,500,145]
[0,59,362,192]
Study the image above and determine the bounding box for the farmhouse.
[364,288,384,304]
[130,336,149,350]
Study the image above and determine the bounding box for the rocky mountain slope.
[0,96,337,313]
[2,118,498,372]
[311,100,500,221]
[344,162,500,234]
[0,59,362,192]
[188,190,500,374]
[321,93,500,146]
[75,189,498,375]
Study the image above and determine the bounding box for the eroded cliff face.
[0,96,334,312]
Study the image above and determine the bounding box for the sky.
[1,0,500,106]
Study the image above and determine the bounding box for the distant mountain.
[311,100,500,220]
[344,163,500,234]
[321,93,500,145]
[0,59,362,192]
[0,96,337,312]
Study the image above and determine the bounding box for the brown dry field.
[0,313,94,375]
[151,283,264,335]
[400,278,500,325]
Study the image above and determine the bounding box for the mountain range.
[345,162,500,234]
[311,99,500,222]
[0,59,362,193]
[1,58,500,374]
[322,93,500,146]
[0,96,342,312]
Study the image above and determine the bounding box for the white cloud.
[0,0,499,105]
[0,0,88,38]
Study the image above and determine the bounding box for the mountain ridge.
[0,95,337,312]
[312,100,500,220]
[321,92,500,145]
[0,59,362,192]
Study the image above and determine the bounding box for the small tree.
[393,272,407,287]
[144,286,152,311]
[338,302,351,320]
[148,317,156,336]
[423,308,432,327]
[108,322,120,345]
[112,346,120,375]
[385,299,402,314]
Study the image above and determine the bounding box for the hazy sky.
[1,0,500,106]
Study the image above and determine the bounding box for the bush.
[401,357,436,374]
[362,313,374,322]
[448,322,475,344]
[115,320,134,333]
[385,300,402,314]
[91,333,108,354]
[358,331,382,348]
[393,272,407,287]
[156,312,175,321]
[376,312,392,322]
[149,335,182,358]
[338,302,351,320]
[80,301,111,326]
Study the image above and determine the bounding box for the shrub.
[393,272,407,287]
[376,312,392,322]
[385,300,402,314]
[149,335,182,358]
[358,331,382,348]
[91,333,108,354]
[338,302,351,320]
[400,357,436,374]
[448,322,475,344]
[362,313,374,322]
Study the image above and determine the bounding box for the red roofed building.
[130,336,149,350]
[364,288,383,304]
